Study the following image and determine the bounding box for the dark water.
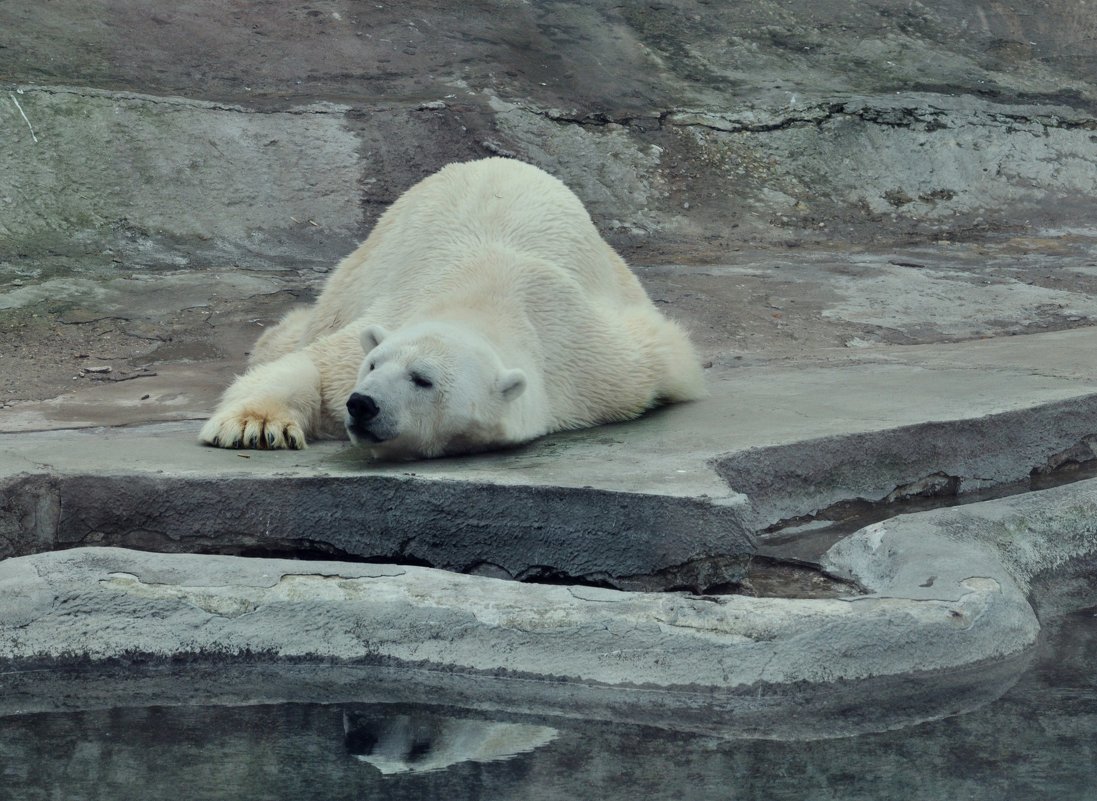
[2,590,1096,800]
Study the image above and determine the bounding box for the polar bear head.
[345,321,527,459]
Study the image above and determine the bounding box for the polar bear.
[199,158,704,459]
[343,709,557,775]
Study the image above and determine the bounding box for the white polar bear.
[199,158,704,459]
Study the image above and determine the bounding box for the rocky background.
[3,0,1096,269]
[1,0,1096,412]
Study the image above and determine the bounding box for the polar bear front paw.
[199,403,308,450]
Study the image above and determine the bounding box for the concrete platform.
[3,324,1096,585]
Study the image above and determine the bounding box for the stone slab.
[6,475,1093,739]
[2,328,1096,586]
[9,471,1096,737]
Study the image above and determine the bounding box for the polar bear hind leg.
[626,310,707,405]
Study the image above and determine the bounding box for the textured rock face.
[3,0,1097,418]
[2,0,1096,270]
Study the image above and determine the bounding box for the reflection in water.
[344,710,557,775]
[1,572,1096,800]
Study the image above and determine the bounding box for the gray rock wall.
[2,0,1096,270]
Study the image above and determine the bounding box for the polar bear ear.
[360,324,388,354]
[497,368,527,403]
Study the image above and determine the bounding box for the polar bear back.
[306,159,650,340]
[367,158,645,298]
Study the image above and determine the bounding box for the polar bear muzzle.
[345,392,386,443]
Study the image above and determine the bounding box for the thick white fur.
[199,158,705,457]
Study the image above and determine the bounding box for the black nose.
[346,392,379,422]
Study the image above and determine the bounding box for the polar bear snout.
[345,392,389,444]
[346,392,380,423]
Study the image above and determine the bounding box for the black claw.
[266,430,276,447]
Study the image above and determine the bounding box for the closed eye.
[411,372,433,389]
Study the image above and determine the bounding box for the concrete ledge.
[3,468,1095,740]
[2,329,1096,738]
[0,536,1036,686]
[0,417,755,589]
[721,392,1097,530]
[2,461,1074,739]
[2,471,752,589]
[4,323,1097,587]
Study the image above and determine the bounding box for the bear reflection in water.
[343,709,557,775]
[200,158,704,459]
